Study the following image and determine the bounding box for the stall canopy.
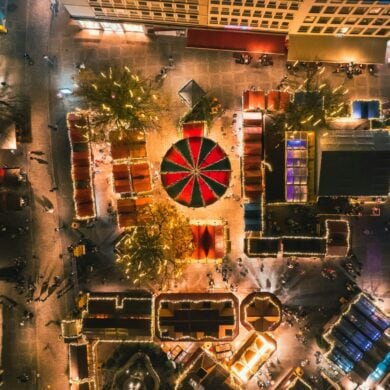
[191,222,225,260]
[352,100,381,119]
[178,79,206,108]
[287,35,388,64]
[187,29,286,54]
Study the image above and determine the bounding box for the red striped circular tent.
[161,137,231,207]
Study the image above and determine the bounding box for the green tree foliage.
[180,95,223,129]
[74,66,164,133]
[116,201,194,288]
[283,64,349,131]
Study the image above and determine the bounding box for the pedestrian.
[168,55,175,67]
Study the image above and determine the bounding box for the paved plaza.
[0,1,389,389]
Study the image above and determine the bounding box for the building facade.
[64,0,389,38]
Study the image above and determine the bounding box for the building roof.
[155,293,239,341]
[69,343,89,382]
[177,349,234,390]
[287,35,388,64]
[319,151,390,196]
[178,79,206,108]
[82,291,153,340]
[245,237,279,257]
[282,237,326,255]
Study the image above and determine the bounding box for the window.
[221,7,229,14]
[368,7,381,15]
[318,17,330,23]
[153,11,162,16]
[339,7,352,14]
[281,21,289,28]
[275,12,283,19]
[165,12,174,17]
[311,26,323,33]
[278,2,287,9]
[285,13,293,20]
[230,18,238,23]
[242,9,251,16]
[264,11,272,18]
[331,17,344,24]
[376,28,388,35]
[138,1,147,5]
[324,26,336,33]
[271,21,279,28]
[268,1,276,8]
[304,16,315,23]
[161,302,169,309]
[250,20,258,26]
[164,3,172,7]
[177,13,185,18]
[256,0,265,6]
[363,28,377,34]
[210,7,218,13]
[324,6,337,13]
[309,6,323,13]
[220,17,228,23]
[245,0,254,5]
[225,329,233,337]
[260,20,269,27]
[141,10,150,15]
[189,14,197,19]
[232,8,240,15]
[373,18,385,25]
[353,7,366,15]
[203,301,211,308]
[359,18,371,25]
[210,16,218,22]
[298,26,309,32]
[210,0,219,4]
[241,20,248,25]
[289,2,299,10]
[346,0,358,3]
[253,10,261,17]
[350,27,363,34]
[181,302,190,309]
[176,3,185,8]
[345,17,357,24]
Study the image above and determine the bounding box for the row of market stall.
[108,130,153,229]
[67,113,96,220]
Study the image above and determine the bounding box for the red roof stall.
[267,90,291,111]
[67,112,96,220]
[191,222,225,261]
[182,121,205,138]
[243,91,266,112]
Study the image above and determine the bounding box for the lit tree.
[116,201,194,289]
[74,66,165,133]
[282,64,349,131]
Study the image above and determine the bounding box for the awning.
[187,29,286,54]
[287,35,388,64]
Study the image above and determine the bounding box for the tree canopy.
[74,66,164,133]
[282,64,349,131]
[116,201,194,288]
